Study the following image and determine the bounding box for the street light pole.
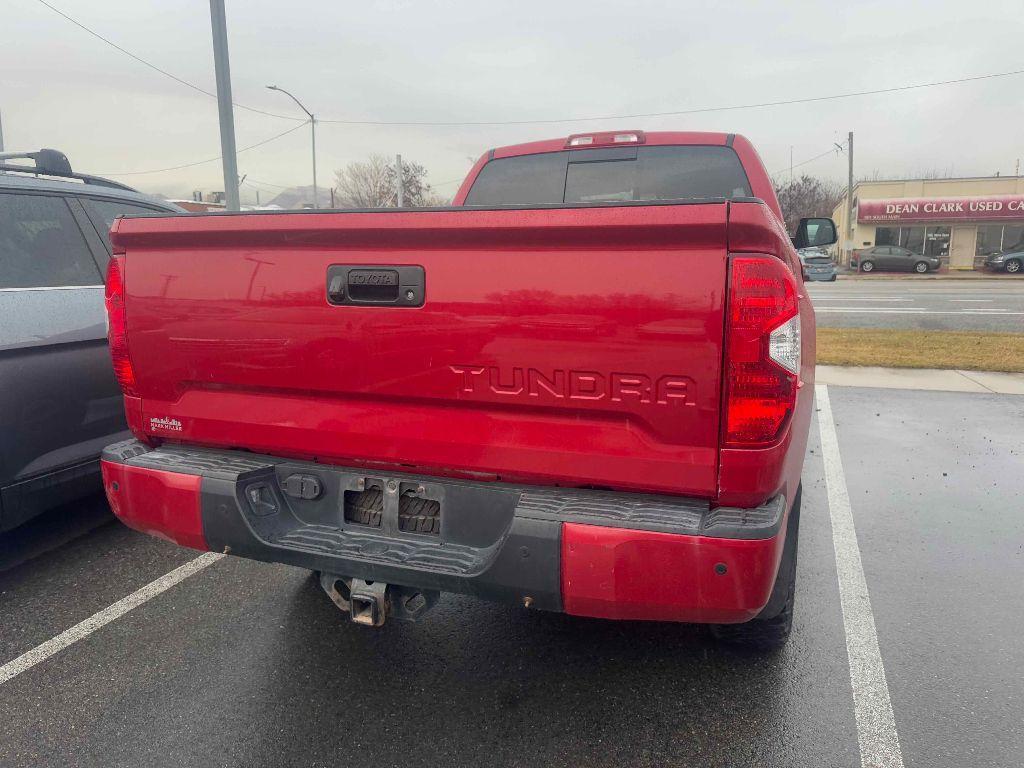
[209,0,240,211]
[311,114,317,208]
[846,131,854,267]
[267,85,317,208]
[395,154,404,207]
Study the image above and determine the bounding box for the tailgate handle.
[327,265,425,307]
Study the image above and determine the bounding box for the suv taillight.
[723,255,801,448]
[104,256,137,396]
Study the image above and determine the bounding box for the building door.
[925,226,951,262]
[949,225,976,270]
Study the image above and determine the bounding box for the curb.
[816,365,1024,395]
[835,273,1016,281]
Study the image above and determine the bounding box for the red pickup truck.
[100,130,836,648]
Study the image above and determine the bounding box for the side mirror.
[793,217,838,250]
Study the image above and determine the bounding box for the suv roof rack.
[0,148,136,192]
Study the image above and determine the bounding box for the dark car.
[0,149,183,532]
[798,247,838,281]
[984,246,1023,274]
[850,245,941,274]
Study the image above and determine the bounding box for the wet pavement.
[808,278,1024,332]
[0,385,1021,768]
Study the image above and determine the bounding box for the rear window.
[0,193,101,289]
[464,145,752,206]
[84,198,166,232]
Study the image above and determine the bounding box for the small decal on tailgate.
[150,416,183,432]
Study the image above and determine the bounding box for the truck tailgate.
[114,203,728,497]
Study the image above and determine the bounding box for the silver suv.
[0,149,182,531]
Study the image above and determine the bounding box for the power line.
[31,0,1024,130]
[99,121,308,176]
[242,176,291,190]
[315,68,1024,127]
[34,0,303,123]
[772,142,847,179]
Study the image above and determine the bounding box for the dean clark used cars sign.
[858,195,1024,223]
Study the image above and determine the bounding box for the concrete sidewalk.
[816,365,1024,394]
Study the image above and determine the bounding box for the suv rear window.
[464,145,752,206]
[0,193,101,289]
[84,198,164,232]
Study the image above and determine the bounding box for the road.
[1,385,1022,768]
[808,278,1024,332]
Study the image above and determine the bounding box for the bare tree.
[387,158,432,207]
[774,174,843,233]
[861,167,956,182]
[334,154,446,208]
[419,191,452,207]
[334,154,394,207]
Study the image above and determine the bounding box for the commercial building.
[166,198,226,213]
[833,176,1024,270]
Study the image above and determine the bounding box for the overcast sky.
[3,0,1022,202]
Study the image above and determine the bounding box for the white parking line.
[950,299,993,302]
[815,308,1024,315]
[812,298,914,302]
[0,552,224,686]
[814,308,925,313]
[816,384,905,768]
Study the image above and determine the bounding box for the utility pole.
[846,131,854,266]
[395,154,404,207]
[0,108,5,152]
[266,85,317,208]
[256,189,260,206]
[310,116,317,208]
[790,146,793,185]
[209,0,240,211]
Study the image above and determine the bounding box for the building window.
[1005,225,1024,252]
[976,224,1024,255]
[924,226,950,258]
[900,226,925,254]
[976,225,1003,256]
[875,227,898,246]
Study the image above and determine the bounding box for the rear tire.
[860,260,875,273]
[1006,259,1022,274]
[914,261,929,273]
[710,485,801,651]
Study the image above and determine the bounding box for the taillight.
[104,256,137,396]
[723,255,801,448]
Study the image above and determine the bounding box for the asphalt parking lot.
[809,278,1024,331]
[1,384,1021,768]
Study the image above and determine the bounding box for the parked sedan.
[798,247,838,281]
[851,245,941,274]
[984,248,1023,274]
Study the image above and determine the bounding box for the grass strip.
[817,328,1024,373]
